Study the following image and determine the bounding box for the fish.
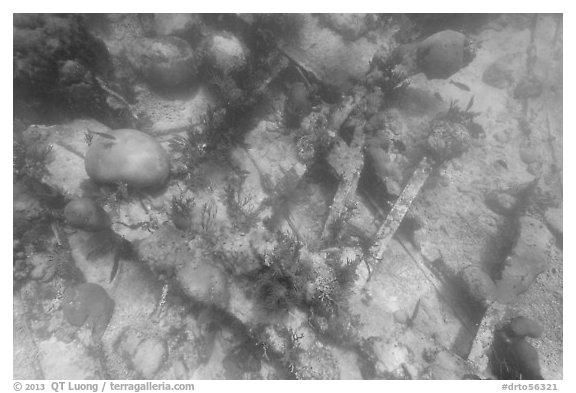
[110,250,120,283]
[449,80,471,92]
[407,298,421,328]
[87,128,117,140]
[465,96,475,112]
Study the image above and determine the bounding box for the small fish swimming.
[87,128,117,140]
[110,250,120,283]
[465,96,475,112]
[449,80,471,92]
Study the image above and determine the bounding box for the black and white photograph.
[11,10,565,384]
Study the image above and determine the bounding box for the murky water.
[13,13,563,381]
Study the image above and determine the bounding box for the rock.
[138,225,229,308]
[285,81,313,128]
[21,120,109,198]
[544,207,562,237]
[527,162,542,176]
[132,85,215,135]
[495,216,555,302]
[116,328,167,379]
[485,191,517,216]
[295,343,340,379]
[371,339,412,378]
[127,36,198,88]
[393,309,410,325]
[426,120,471,162]
[461,266,497,305]
[223,343,262,378]
[257,325,291,357]
[509,316,543,339]
[176,242,230,308]
[132,337,167,379]
[137,224,190,275]
[514,76,543,99]
[420,241,442,262]
[85,129,170,189]
[423,347,439,363]
[62,283,115,341]
[482,57,516,89]
[429,350,469,379]
[13,14,110,120]
[207,34,248,75]
[38,337,104,379]
[13,181,45,236]
[227,282,258,325]
[417,30,468,79]
[519,147,540,164]
[493,129,511,143]
[28,253,58,282]
[366,145,404,196]
[153,13,201,39]
[14,295,43,379]
[508,338,544,379]
[495,335,544,380]
[64,197,111,231]
[241,120,307,192]
[319,14,370,41]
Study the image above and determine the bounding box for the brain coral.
[84,129,170,189]
[62,283,115,341]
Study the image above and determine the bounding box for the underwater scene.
[13,14,563,380]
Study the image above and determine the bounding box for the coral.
[250,233,313,314]
[168,125,214,190]
[170,193,196,231]
[491,328,544,380]
[64,198,111,232]
[508,316,543,339]
[365,50,411,104]
[207,34,249,75]
[85,129,170,190]
[137,224,195,277]
[62,282,115,342]
[126,36,199,89]
[115,328,168,379]
[223,173,261,233]
[295,112,336,166]
[514,76,543,100]
[131,337,167,379]
[284,81,313,128]
[323,200,358,245]
[437,98,482,135]
[178,260,230,308]
[13,123,53,181]
[425,119,471,162]
[198,201,219,243]
[416,30,469,80]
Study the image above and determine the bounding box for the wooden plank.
[320,119,365,245]
[370,156,433,261]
